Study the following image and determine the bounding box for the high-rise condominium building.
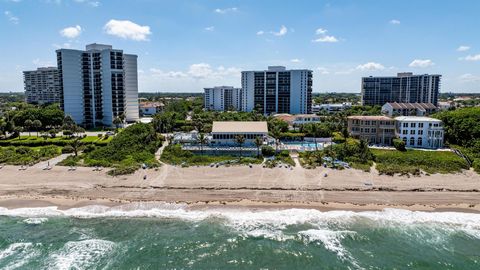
[361,73,441,106]
[204,86,243,111]
[241,66,313,115]
[23,67,61,104]
[56,43,139,128]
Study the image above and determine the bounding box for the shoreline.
[1,195,479,214]
[0,163,479,213]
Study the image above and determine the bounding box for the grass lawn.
[372,149,469,175]
[0,146,62,165]
[161,144,263,166]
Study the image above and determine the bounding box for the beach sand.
[0,164,479,212]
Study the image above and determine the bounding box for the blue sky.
[1,0,480,93]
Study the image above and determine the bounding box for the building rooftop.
[385,102,437,110]
[394,116,442,122]
[347,115,393,121]
[140,102,164,109]
[212,121,268,133]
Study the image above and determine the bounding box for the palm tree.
[254,136,263,157]
[235,135,246,158]
[271,126,282,153]
[197,133,208,155]
[113,117,122,130]
[24,119,33,137]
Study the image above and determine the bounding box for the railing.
[453,148,473,167]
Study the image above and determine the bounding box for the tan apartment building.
[347,116,396,145]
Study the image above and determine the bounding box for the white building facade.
[23,67,61,104]
[210,121,268,146]
[204,86,243,111]
[395,116,444,149]
[312,103,352,114]
[56,43,139,128]
[241,66,312,115]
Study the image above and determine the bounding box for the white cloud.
[4,11,19,24]
[214,7,238,14]
[457,45,470,52]
[73,0,100,7]
[409,59,434,68]
[315,28,328,35]
[312,35,338,43]
[149,64,241,81]
[32,59,54,67]
[356,62,385,71]
[316,67,330,75]
[150,68,188,78]
[271,25,288,36]
[461,54,480,61]
[52,42,72,49]
[104,19,151,41]
[188,63,213,79]
[60,25,82,39]
[389,19,401,25]
[290,59,301,63]
[312,27,339,43]
[204,26,215,31]
[256,30,264,36]
[459,73,480,82]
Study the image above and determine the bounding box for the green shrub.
[373,149,469,175]
[473,159,480,173]
[83,144,96,153]
[161,144,262,166]
[0,146,61,165]
[261,145,275,157]
[393,138,406,151]
[58,155,81,166]
[62,145,74,153]
[332,132,346,143]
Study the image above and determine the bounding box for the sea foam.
[1,203,480,238]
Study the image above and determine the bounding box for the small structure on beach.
[210,121,268,146]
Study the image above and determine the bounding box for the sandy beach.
[0,163,479,212]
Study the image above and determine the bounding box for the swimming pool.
[282,142,324,148]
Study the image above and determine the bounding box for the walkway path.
[155,138,169,162]
[32,153,72,169]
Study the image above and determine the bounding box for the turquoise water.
[282,142,323,148]
[0,204,479,269]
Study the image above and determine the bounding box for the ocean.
[0,203,479,269]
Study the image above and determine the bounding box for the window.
[402,130,408,135]
[403,123,408,128]
[410,130,416,135]
[410,137,415,146]
[418,137,423,146]
[418,130,423,135]
[411,123,416,128]
[419,123,424,128]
